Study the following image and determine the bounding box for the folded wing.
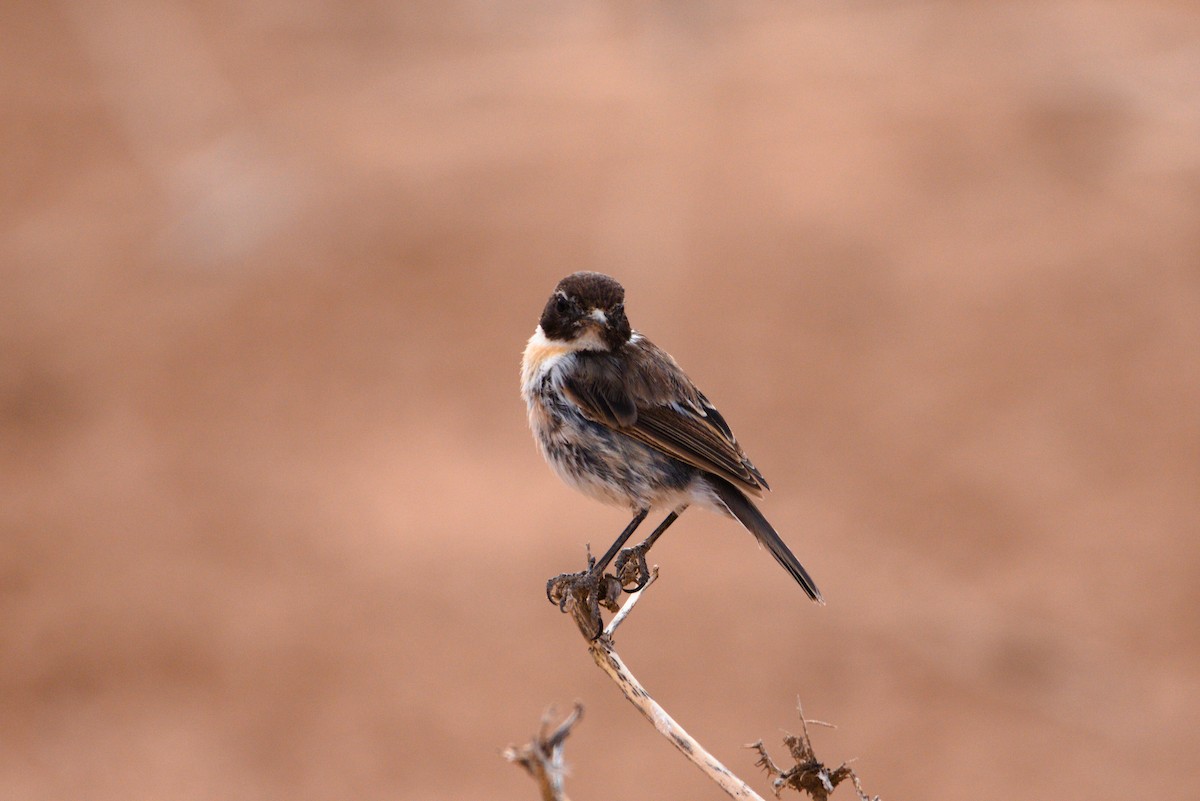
[561,337,769,496]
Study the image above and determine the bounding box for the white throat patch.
[521,325,607,392]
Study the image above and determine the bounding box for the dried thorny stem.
[512,568,879,801]
[503,703,584,801]
[748,701,880,801]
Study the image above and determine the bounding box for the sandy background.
[3,2,1199,799]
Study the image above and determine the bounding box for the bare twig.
[504,704,584,801]
[581,573,768,801]
[604,567,658,635]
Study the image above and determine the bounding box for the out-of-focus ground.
[3,2,1199,799]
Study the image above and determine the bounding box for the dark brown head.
[538,272,632,351]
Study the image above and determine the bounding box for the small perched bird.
[521,271,822,631]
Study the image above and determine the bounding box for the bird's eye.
[555,295,572,315]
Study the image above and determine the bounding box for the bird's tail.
[708,476,824,604]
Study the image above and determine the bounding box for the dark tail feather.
[708,477,824,604]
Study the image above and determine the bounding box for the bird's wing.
[561,337,769,496]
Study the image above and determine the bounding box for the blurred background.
[3,1,1199,799]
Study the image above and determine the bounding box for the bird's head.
[538,272,632,351]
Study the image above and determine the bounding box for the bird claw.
[546,569,590,611]
[546,554,623,640]
[614,544,652,592]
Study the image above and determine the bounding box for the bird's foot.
[546,553,623,640]
[614,544,653,592]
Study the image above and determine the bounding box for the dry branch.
[503,703,584,801]
[509,565,880,800]
[581,571,766,799]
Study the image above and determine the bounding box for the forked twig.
[504,703,584,801]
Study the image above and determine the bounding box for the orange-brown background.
[3,2,1198,800]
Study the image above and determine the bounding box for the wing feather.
[560,336,768,496]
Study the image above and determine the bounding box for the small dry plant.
[504,568,880,800]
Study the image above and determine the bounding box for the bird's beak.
[586,309,608,326]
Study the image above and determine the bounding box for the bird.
[521,271,822,634]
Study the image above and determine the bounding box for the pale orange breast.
[521,330,575,391]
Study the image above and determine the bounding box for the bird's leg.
[591,507,651,575]
[614,507,685,592]
[546,509,650,637]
